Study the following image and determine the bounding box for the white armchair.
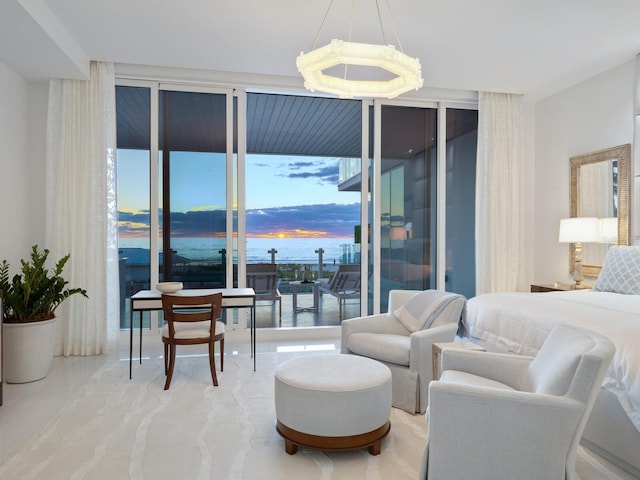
[341,289,466,414]
[419,324,615,480]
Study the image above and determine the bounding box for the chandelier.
[296,0,423,99]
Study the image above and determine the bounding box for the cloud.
[246,203,359,237]
[118,202,360,238]
[277,162,340,184]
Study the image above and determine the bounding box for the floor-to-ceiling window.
[157,90,229,289]
[116,80,477,329]
[376,104,438,311]
[116,84,235,329]
[116,85,151,328]
[444,108,478,299]
[245,93,363,326]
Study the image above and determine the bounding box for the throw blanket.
[395,290,466,333]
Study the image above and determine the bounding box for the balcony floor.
[254,292,361,328]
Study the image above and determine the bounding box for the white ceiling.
[2,0,640,100]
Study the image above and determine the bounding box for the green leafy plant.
[0,245,88,323]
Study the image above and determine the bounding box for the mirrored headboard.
[569,143,631,277]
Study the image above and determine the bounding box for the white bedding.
[465,290,640,432]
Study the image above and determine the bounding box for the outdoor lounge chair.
[318,264,360,321]
[246,263,282,325]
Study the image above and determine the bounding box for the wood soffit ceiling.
[116,88,477,159]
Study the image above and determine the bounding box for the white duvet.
[466,290,640,432]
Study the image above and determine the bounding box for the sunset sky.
[117,150,361,238]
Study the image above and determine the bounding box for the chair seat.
[347,332,410,366]
[440,370,516,391]
[161,320,225,340]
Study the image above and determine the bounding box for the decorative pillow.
[593,246,640,295]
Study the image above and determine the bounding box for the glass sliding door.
[116,84,235,330]
[158,89,231,289]
[245,93,363,326]
[377,104,438,311]
[116,85,152,328]
[115,78,477,330]
[444,108,478,298]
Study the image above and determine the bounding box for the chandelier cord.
[311,0,335,50]
[311,0,404,52]
[343,0,357,80]
[376,0,387,45]
[384,0,405,53]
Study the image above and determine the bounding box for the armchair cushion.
[440,370,516,392]
[347,333,410,366]
[394,290,465,332]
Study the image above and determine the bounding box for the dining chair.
[161,292,224,390]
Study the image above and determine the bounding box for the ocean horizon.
[118,236,359,265]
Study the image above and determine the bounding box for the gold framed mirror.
[569,143,630,277]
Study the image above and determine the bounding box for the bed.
[463,246,640,477]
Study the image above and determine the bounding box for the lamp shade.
[558,217,600,243]
[598,217,618,243]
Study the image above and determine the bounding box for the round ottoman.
[274,354,392,455]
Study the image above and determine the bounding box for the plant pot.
[3,317,56,383]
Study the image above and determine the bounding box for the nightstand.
[530,283,591,293]
[432,342,486,380]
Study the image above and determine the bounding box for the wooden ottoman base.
[276,420,391,455]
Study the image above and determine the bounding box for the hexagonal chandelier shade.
[297,39,423,99]
[296,0,423,100]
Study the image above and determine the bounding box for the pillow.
[593,246,640,295]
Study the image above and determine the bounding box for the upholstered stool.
[274,354,392,455]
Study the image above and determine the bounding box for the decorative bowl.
[155,282,183,293]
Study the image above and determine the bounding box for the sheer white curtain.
[46,61,119,356]
[475,92,526,294]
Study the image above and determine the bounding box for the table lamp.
[558,217,600,288]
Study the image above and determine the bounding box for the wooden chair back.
[161,292,222,339]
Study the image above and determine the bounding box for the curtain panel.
[475,92,526,294]
[46,61,119,356]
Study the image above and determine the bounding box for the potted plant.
[0,245,87,383]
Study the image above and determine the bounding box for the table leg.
[129,300,133,379]
[139,310,143,364]
[252,305,256,371]
[249,306,253,358]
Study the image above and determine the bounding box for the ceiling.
[116,88,477,159]
[2,0,640,100]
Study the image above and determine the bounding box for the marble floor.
[0,329,637,479]
[0,329,339,466]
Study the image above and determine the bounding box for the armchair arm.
[425,381,583,479]
[440,348,533,390]
[409,324,458,381]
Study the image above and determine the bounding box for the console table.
[129,288,256,378]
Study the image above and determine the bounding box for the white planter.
[3,317,56,383]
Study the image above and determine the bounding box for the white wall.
[0,60,47,267]
[533,60,635,285]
